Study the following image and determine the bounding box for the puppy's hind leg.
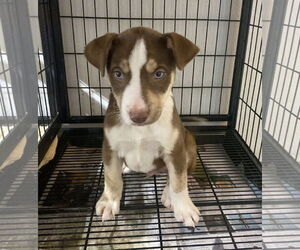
[96,138,123,221]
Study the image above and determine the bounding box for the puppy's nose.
[129,108,149,124]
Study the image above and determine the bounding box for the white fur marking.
[107,95,178,173]
[96,155,123,221]
[169,186,200,227]
[121,39,147,124]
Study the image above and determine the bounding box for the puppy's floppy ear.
[84,33,117,77]
[163,32,199,70]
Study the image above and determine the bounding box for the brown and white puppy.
[85,27,199,227]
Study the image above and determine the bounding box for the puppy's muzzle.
[129,108,149,124]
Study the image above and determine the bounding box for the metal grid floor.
[38,129,262,249]
[0,151,38,249]
[262,136,300,249]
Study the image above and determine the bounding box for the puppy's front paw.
[95,196,120,221]
[170,189,200,227]
[161,185,172,209]
[173,200,200,227]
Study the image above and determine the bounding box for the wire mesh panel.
[37,0,72,162]
[235,0,262,160]
[0,1,39,248]
[0,17,18,144]
[38,129,262,249]
[29,1,53,141]
[58,0,243,118]
[262,138,300,249]
[0,0,37,164]
[0,150,38,248]
[37,49,52,140]
[264,0,300,164]
[262,1,300,245]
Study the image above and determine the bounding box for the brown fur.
[86,28,199,192]
[145,58,158,73]
[106,27,177,125]
[119,59,130,73]
[164,32,199,70]
[104,94,121,128]
[84,33,117,77]
[85,28,200,223]
[185,128,197,174]
[170,102,197,177]
[85,27,199,127]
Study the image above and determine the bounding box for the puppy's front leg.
[96,139,123,221]
[163,156,200,227]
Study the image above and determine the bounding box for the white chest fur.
[105,96,178,173]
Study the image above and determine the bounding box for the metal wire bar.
[82,0,93,116]
[199,1,210,115]
[209,0,222,115]
[234,0,262,161]
[60,16,241,22]
[93,0,104,115]
[69,0,82,116]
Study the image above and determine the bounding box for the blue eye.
[153,70,166,79]
[113,71,124,79]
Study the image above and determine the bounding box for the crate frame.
[37,0,262,169]
[34,1,265,249]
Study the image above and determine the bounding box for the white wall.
[264,0,300,163]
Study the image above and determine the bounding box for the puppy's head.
[85,27,199,125]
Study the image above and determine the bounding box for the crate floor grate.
[262,137,300,249]
[38,129,262,249]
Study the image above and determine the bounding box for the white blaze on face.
[121,39,147,124]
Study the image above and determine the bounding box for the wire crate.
[0,0,299,248]
[34,0,264,248]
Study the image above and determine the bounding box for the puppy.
[85,27,200,227]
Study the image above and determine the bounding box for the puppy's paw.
[170,189,200,227]
[173,200,200,227]
[161,185,172,209]
[95,196,120,221]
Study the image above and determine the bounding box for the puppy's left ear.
[84,33,118,77]
[163,32,199,70]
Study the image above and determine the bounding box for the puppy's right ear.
[84,33,117,77]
